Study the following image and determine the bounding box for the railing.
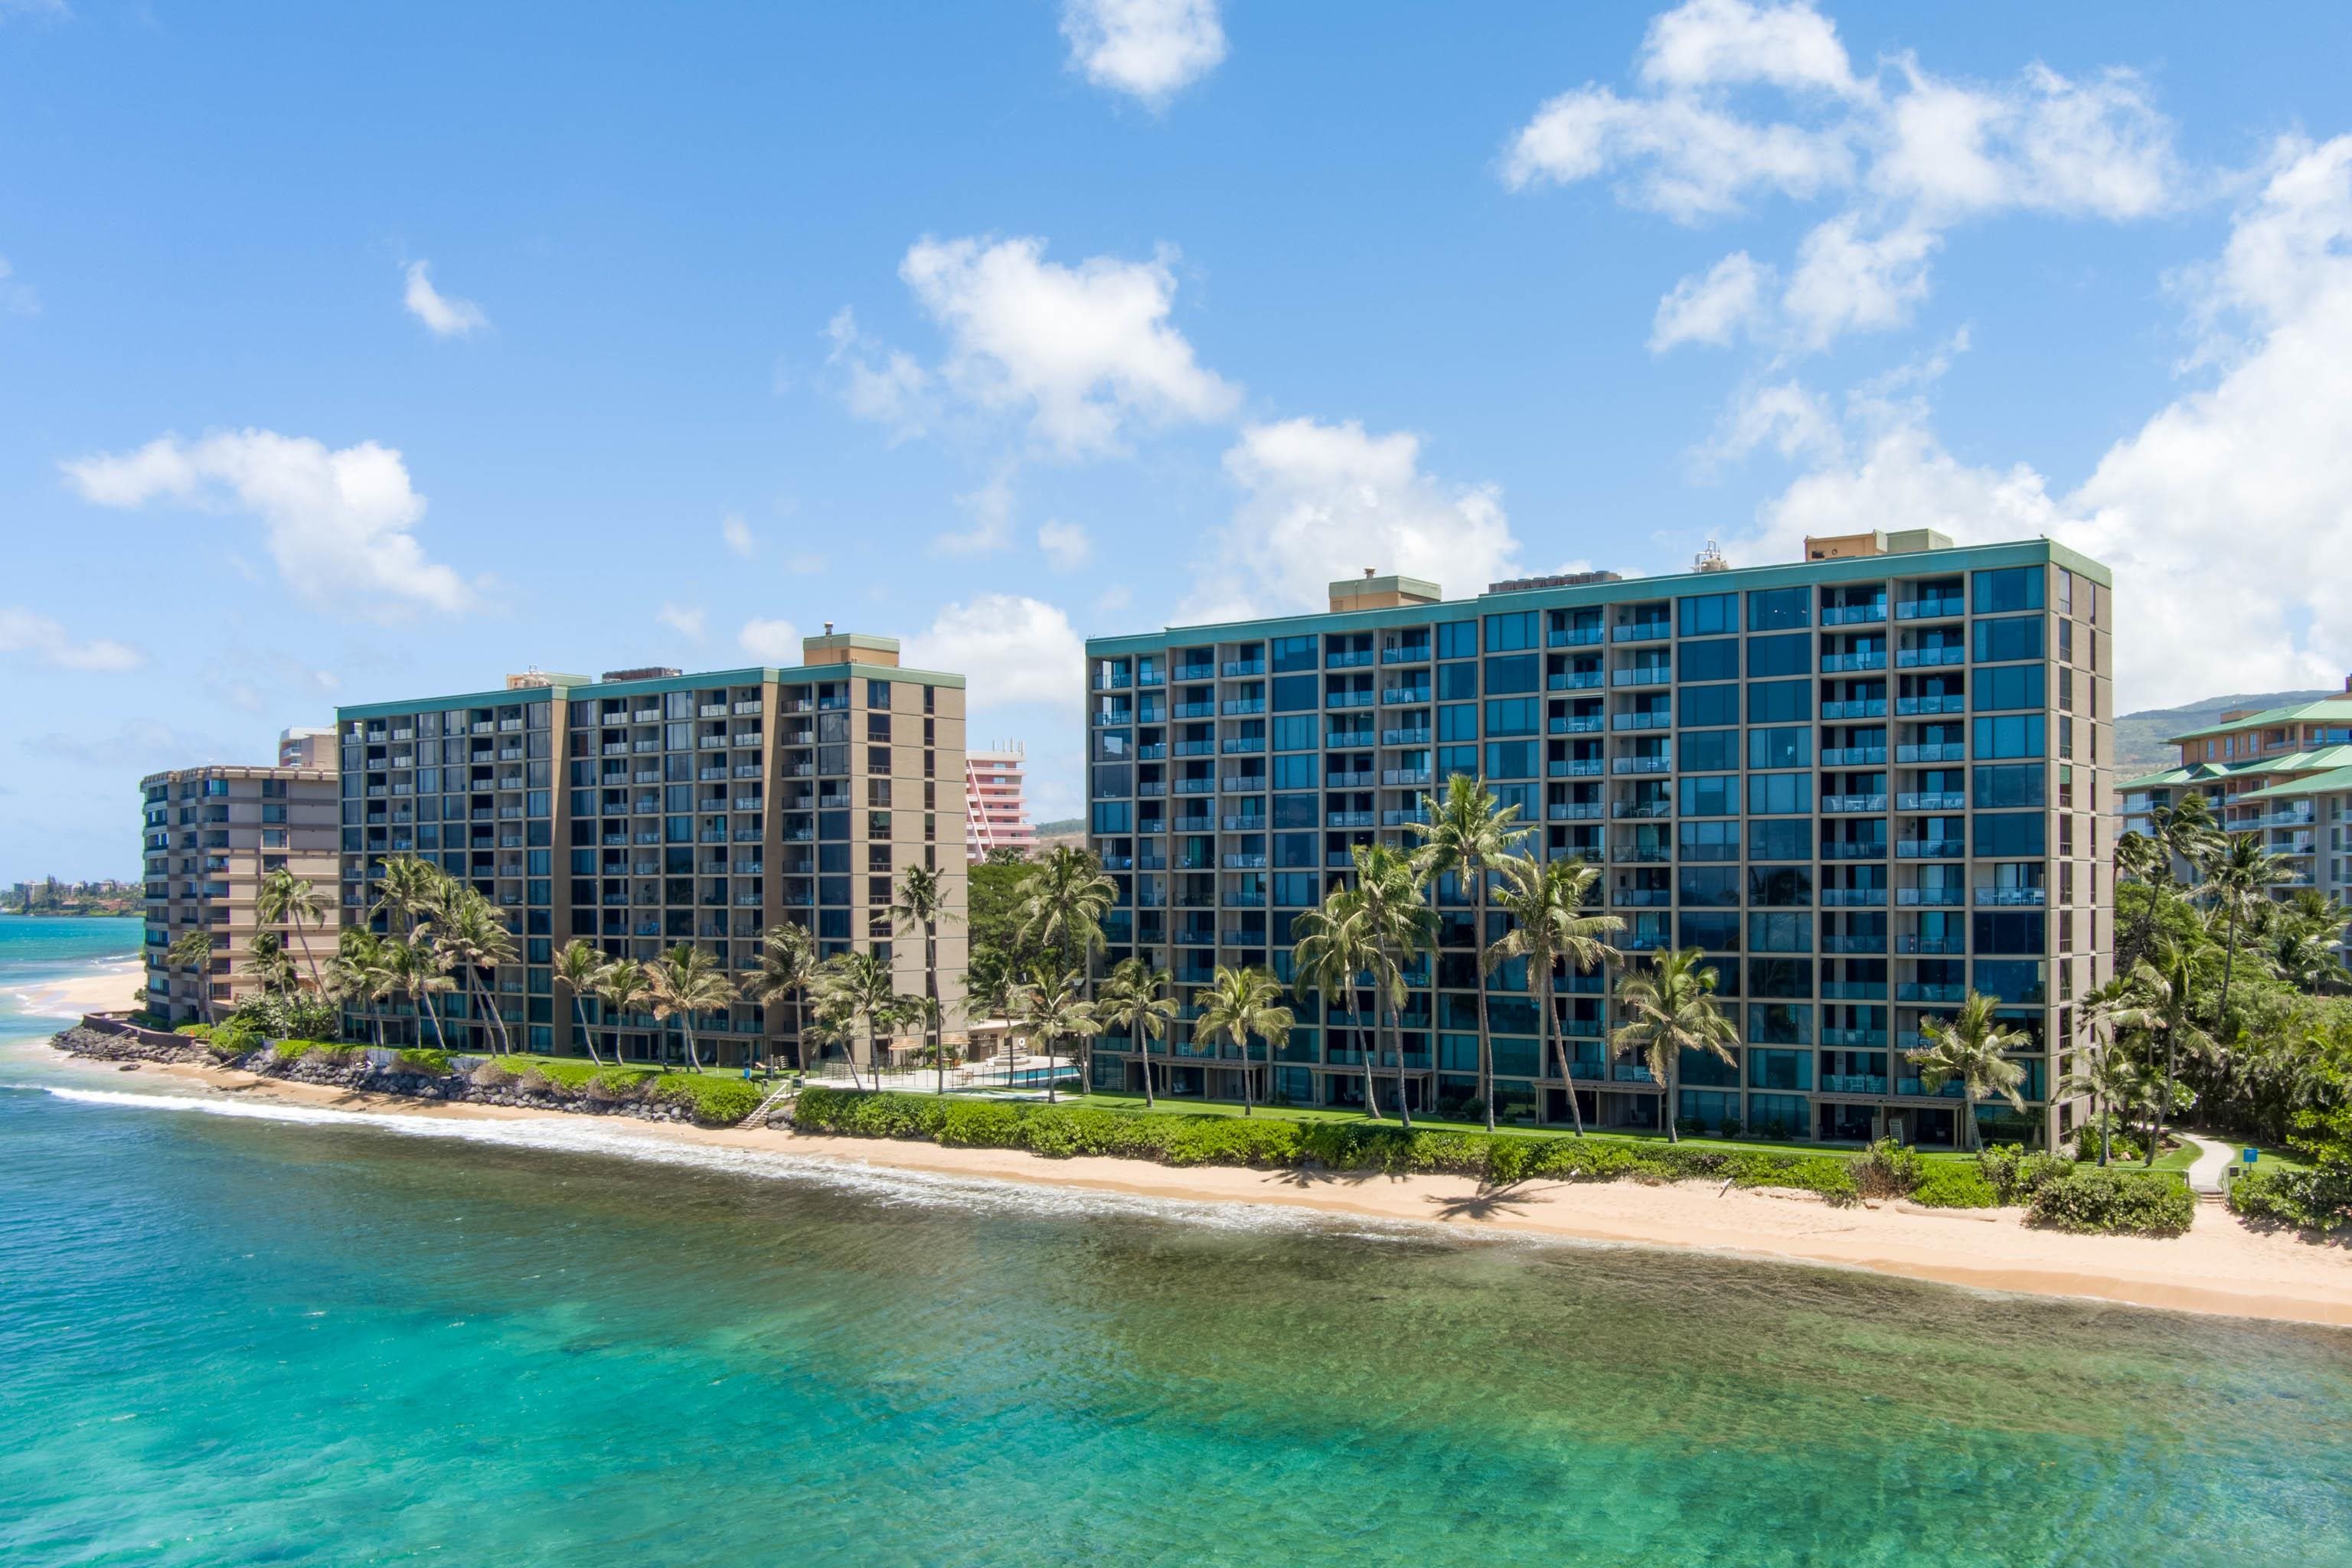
[1896,598,1965,619]
[1820,887,1887,906]
[1550,671,1604,690]
[1221,659,1266,677]
[1896,886,1962,906]
[1550,802,1602,820]
[1326,691,1374,708]
[1896,792,1966,812]
[1380,688,1432,706]
[1378,645,1429,664]
[1897,983,1966,1003]
[1821,1075,1888,1095]
[1823,934,1885,954]
[1381,728,1432,746]
[1820,841,1887,859]
[1821,700,1888,720]
[1612,666,1671,686]
[1611,622,1671,642]
[1821,652,1888,672]
[1612,711,1671,731]
[1553,759,1605,776]
[1974,887,2045,906]
[1379,769,1430,787]
[1821,747,1886,766]
[1896,743,1965,763]
[1896,647,1966,667]
[1897,839,1965,858]
[1822,794,1887,813]
[1551,626,1605,647]
[1328,649,1377,668]
[1896,695,1967,715]
[1821,604,1886,625]
[1895,935,1965,953]
[1551,716,1604,733]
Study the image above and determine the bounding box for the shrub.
[2024,1166,2194,1236]
[1909,1163,2000,1209]
[230,991,343,1045]
[654,1073,765,1125]
[588,1067,655,1102]
[1851,1138,1927,1200]
[270,1038,324,1063]
[469,1060,514,1089]
[173,1022,213,1038]
[521,1058,608,1091]
[1976,1144,2073,1206]
[391,1048,453,1077]
[204,1027,258,1064]
[2229,1165,2352,1236]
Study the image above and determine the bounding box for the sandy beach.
[76,1050,2352,1331]
[14,960,146,1020]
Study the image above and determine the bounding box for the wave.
[25,1083,1413,1239]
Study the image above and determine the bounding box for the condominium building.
[965,743,1037,861]
[140,760,341,1022]
[278,726,336,769]
[2118,683,2352,964]
[332,631,967,1066]
[1084,531,2113,1149]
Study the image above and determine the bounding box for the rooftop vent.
[1694,540,1728,573]
[1486,570,1625,594]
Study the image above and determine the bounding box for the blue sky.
[5,0,2352,880]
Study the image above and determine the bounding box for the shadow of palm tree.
[1425,1180,1565,1222]
[1266,1161,1383,1190]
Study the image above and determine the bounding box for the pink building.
[965,744,1035,861]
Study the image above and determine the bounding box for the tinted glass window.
[1746,633,1811,678]
[1679,637,1738,682]
[1747,586,1810,630]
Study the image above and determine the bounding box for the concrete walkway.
[2180,1132,2236,1197]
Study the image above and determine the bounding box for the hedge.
[2024,1166,2195,1237]
[2228,1165,2352,1236]
[653,1073,766,1126]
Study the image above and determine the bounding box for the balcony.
[1974,887,2046,906]
[1221,853,1268,869]
[1821,699,1888,720]
[1610,800,1670,819]
[1326,691,1374,709]
[1896,838,1964,859]
[1549,802,1602,820]
[1823,934,1885,954]
[1820,887,1887,906]
[1896,694,1967,716]
[1897,792,1967,812]
[1611,756,1670,775]
[1172,664,1216,682]
[1821,981,1886,1000]
[1328,811,1375,828]
[1550,671,1604,691]
[1383,808,1430,828]
[1820,1074,1889,1095]
[1174,777,1216,795]
[1174,740,1216,756]
[1612,889,1670,906]
[1221,659,1266,678]
[1821,1028,1886,1047]
[1220,812,1266,831]
[1552,625,1606,647]
[1328,648,1377,668]
[1612,621,1671,643]
[1381,727,1432,747]
[1820,841,1887,860]
[1821,604,1886,626]
[1821,793,1887,813]
[1897,983,1966,1004]
[1220,775,1268,794]
[1896,596,1965,620]
[1896,1077,1967,1099]
[1612,1063,1657,1081]
[1379,768,1430,788]
[1895,935,1965,954]
[1896,743,1965,763]
[1221,698,1267,716]
[1553,758,1605,777]
[1612,711,1671,731]
[1612,665,1671,687]
[1821,652,1887,673]
[1612,844,1670,864]
[1550,715,1604,734]
[1325,731,1374,750]
[1171,703,1214,720]
[1220,737,1265,755]
[1378,644,1429,665]
[1381,687,1432,706]
[1326,769,1374,787]
[1896,646,1967,668]
[1820,746,1886,766]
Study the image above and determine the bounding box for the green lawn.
[1051,1089,1985,1161]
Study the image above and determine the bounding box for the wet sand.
[93,1051,2352,1330]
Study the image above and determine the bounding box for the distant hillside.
[2112,690,2339,776]
[1034,817,1084,836]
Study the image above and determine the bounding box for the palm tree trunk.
[575,998,604,1066]
[1357,980,1381,1120]
[1045,1033,1058,1104]
[1239,1032,1254,1117]
[1140,1022,1157,1106]
[2216,904,2240,1035]
[1663,1056,1677,1143]
[293,919,322,995]
[1547,969,1584,1136]
[684,1019,702,1073]
[1473,869,1494,1133]
[420,990,449,1050]
[929,925,943,1097]
[1386,973,1412,1132]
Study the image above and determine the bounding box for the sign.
[2242,1146,2259,1165]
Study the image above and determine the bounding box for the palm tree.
[325,929,388,1047]
[1487,853,1622,1135]
[2149,793,2222,884]
[244,930,298,996]
[1095,957,1177,1106]
[1018,846,1116,1001]
[2132,939,2216,1167]
[1193,964,1293,1116]
[1904,990,2028,1152]
[1011,965,1096,1105]
[371,853,450,939]
[1407,774,1531,1132]
[645,943,737,1072]
[2207,833,2295,1032]
[394,934,456,1050]
[749,921,820,1071]
[554,939,611,1067]
[255,868,327,992]
[595,959,653,1066]
[435,890,518,1055]
[1610,947,1738,1142]
[167,929,219,1025]
[890,865,962,1095]
[962,968,1016,1091]
[817,949,906,1087]
[1292,844,1435,1127]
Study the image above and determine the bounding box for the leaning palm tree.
[2149,793,2222,885]
[434,891,518,1055]
[1486,852,1622,1135]
[749,920,820,1072]
[325,929,389,1047]
[816,949,906,1088]
[393,933,456,1050]
[1017,846,1116,1001]
[1610,946,1739,1143]
[244,930,298,997]
[1011,965,1096,1105]
[1905,989,2029,1152]
[1095,957,1177,1106]
[645,943,737,1073]
[1292,844,1435,1127]
[167,929,219,1025]
[1407,774,1531,1132]
[1193,963,1293,1116]
[595,959,653,1066]
[2207,832,2295,1032]
[1291,890,1384,1119]
[890,865,962,1096]
[371,853,451,939]
[2132,936,2216,1167]
[554,939,611,1066]
[255,867,328,992]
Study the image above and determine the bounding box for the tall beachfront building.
[1084,532,2113,1150]
[139,754,341,1023]
[964,744,1037,861]
[332,631,967,1066]
[2118,684,2352,967]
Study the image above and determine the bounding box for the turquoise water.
[3,922,2350,1565]
[0,915,147,1027]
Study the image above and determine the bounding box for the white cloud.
[1651,250,1772,350]
[0,608,142,671]
[1504,0,2184,348]
[0,256,36,315]
[825,308,933,437]
[739,617,802,664]
[1093,583,1133,614]
[62,429,477,616]
[1702,381,1843,467]
[1732,136,2352,710]
[933,466,1016,556]
[897,235,1238,456]
[1060,0,1226,108]
[1037,518,1092,571]
[401,261,489,338]
[720,513,755,557]
[657,603,707,642]
[905,594,1084,709]
[786,551,826,574]
[1187,418,1520,620]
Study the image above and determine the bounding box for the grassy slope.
[2112,688,2338,776]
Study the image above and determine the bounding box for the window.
[1747,727,1811,769]
[1974,812,2047,858]
[1679,821,1739,861]
[1272,635,1319,673]
[1748,680,1811,724]
[1973,763,2046,809]
[1973,912,2047,953]
[1746,773,1808,815]
[1749,819,1812,861]
[867,679,892,709]
[1748,866,1812,906]
[1272,715,1318,751]
[1272,794,1318,828]
[1747,586,1810,630]
[1681,774,1737,816]
[1680,911,1740,951]
[1272,754,1318,789]
[1679,638,1738,682]
[1972,616,2045,663]
[867,745,892,774]
[1678,593,1738,637]
[1747,1004,1813,1045]
[1437,620,1478,659]
[1678,866,1740,906]
[1975,665,2045,712]
[1271,675,1318,711]
[1974,714,2046,759]
[1484,655,1539,694]
[1484,741,1537,779]
[1437,662,1478,700]
[1678,730,1737,772]
[1681,684,1740,727]
[1973,567,2044,614]
[1745,633,1811,678]
[1485,612,1537,652]
[1439,704,1478,741]
[1749,913,1814,952]
[1748,959,1814,998]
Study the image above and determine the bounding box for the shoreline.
[8,958,147,1021]
[47,1044,2352,1331]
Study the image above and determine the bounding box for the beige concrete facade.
[140,763,341,1024]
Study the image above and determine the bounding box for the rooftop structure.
[1085,534,2112,1150]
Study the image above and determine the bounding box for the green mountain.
[1033,817,1085,836]
[2111,689,2341,776]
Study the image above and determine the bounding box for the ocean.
[2,917,2348,1566]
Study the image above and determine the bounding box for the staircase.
[743,1080,799,1128]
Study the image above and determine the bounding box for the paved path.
[2180,1132,2236,1196]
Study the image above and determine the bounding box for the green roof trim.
[1086,537,2109,657]
[2164,696,2352,745]
[2233,766,2352,802]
